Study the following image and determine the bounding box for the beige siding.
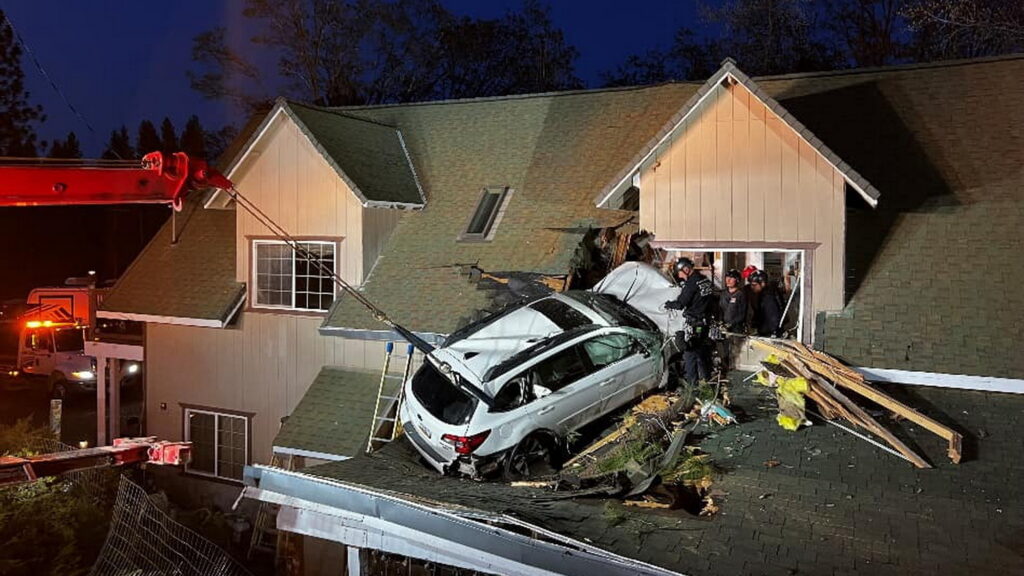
[232,115,366,286]
[145,115,408,467]
[640,82,847,314]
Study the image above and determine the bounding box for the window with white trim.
[252,240,336,311]
[184,408,249,481]
[460,187,512,241]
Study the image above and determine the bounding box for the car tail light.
[442,430,491,455]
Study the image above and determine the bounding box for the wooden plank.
[716,115,733,239]
[732,118,749,241]
[764,115,784,240]
[747,116,765,241]
[639,160,655,232]
[669,125,688,239]
[832,169,846,305]
[684,118,702,238]
[700,101,717,239]
[814,153,834,312]
[654,146,672,238]
[797,139,817,243]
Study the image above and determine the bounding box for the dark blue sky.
[4,1,700,156]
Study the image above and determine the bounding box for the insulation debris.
[751,338,963,467]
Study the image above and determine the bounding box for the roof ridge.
[752,52,1024,82]
[283,98,401,130]
[325,81,702,111]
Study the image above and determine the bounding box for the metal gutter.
[242,465,683,576]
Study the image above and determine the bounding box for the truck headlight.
[71,370,95,381]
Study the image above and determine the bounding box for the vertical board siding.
[639,82,848,318]
[146,115,407,466]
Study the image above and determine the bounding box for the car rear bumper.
[402,420,502,478]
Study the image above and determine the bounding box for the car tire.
[503,432,561,481]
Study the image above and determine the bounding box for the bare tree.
[905,0,1024,58]
[826,0,910,66]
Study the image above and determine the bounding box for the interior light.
[126,363,140,375]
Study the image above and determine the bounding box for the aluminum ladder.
[366,341,416,453]
[247,452,293,560]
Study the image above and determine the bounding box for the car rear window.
[529,298,590,331]
[411,362,477,425]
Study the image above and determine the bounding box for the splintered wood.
[752,338,963,468]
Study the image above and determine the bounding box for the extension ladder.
[247,452,294,560]
[366,342,416,453]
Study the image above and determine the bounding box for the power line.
[0,6,118,157]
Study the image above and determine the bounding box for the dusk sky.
[4,1,701,156]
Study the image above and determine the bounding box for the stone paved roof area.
[307,376,1024,575]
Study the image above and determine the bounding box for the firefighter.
[749,270,783,337]
[719,269,748,333]
[665,257,714,386]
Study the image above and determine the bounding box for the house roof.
[321,82,700,335]
[280,380,1024,575]
[212,98,425,208]
[596,59,882,210]
[273,366,397,459]
[98,200,244,327]
[748,54,1024,379]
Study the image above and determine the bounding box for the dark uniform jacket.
[666,272,714,322]
[719,287,748,332]
[754,284,784,337]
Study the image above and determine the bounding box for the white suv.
[400,287,670,479]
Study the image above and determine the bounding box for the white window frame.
[251,239,337,312]
[459,187,514,242]
[183,407,250,482]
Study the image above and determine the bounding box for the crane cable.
[225,187,422,347]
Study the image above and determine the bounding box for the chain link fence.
[90,475,252,576]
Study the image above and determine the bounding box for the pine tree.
[179,115,206,158]
[159,117,178,154]
[0,9,44,156]
[136,119,161,155]
[101,126,135,160]
[48,131,82,158]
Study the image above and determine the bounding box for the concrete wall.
[638,81,847,315]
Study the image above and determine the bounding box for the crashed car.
[400,263,683,479]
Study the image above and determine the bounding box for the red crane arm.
[0,151,233,210]
[0,437,190,487]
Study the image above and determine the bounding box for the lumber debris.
[752,338,962,466]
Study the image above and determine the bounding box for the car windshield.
[566,291,657,332]
[411,361,478,425]
[54,328,84,352]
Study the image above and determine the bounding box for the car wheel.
[503,433,560,481]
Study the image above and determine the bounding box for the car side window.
[531,346,591,393]
[582,333,636,370]
[492,376,534,412]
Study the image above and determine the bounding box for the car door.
[580,332,658,415]
[525,343,601,435]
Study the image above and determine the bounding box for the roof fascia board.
[243,465,681,576]
[596,61,881,209]
[96,310,225,328]
[272,446,352,462]
[317,325,447,346]
[205,103,288,209]
[855,367,1024,395]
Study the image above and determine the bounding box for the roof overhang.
[595,59,881,210]
[241,465,681,576]
[317,325,448,346]
[207,99,426,210]
[97,290,245,329]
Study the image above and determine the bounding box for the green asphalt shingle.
[751,56,1024,378]
[285,101,424,206]
[99,200,244,323]
[273,367,398,458]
